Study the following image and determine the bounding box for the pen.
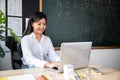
[74,72,81,80]
[38,75,46,80]
[77,72,83,79]
[42,75,48,80]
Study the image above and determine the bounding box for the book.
[90,67,102,76]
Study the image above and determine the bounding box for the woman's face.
[32,18,46,34]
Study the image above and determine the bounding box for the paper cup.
[64,64,74,80]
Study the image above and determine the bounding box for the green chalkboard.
[43,0,120,47]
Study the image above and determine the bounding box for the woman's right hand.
[44,61,59,68]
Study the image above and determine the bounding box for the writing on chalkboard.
[43,0,120,47]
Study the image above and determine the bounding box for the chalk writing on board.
[43,0,120,47]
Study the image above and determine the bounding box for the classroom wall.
[0,0,6,51]
[90,49,120,70]
[0,49,120,70]
[0,0,5,13]
[0,0,12,71]
[0,52,12,70]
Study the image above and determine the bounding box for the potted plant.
[0,10,20,58]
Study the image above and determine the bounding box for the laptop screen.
[57,42,92,72]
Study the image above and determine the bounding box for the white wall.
[90,49,120,70]
[0,0,6,50]
[56,49,120,70]
[0,0,10,52]
[0,51,12,70]
[0,0,12,71]
[0,0,5,13]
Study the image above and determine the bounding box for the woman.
[21,11,59,68]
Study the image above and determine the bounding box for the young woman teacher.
[21,11,59,68]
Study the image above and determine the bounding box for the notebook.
[52,42,92,73]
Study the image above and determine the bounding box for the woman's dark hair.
[22,11,47,37]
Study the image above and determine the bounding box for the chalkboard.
[43,0,120,47]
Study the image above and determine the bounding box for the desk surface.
[0,65,120,80]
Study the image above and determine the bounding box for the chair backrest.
[17,44,23,58]
[6,36,23,69]
[12,43,23,69]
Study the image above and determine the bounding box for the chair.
[14,43,23,69]
[6,36,23,69]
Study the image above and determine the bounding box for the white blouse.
[21,32,60,68]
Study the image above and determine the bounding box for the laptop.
[52,42,92,73]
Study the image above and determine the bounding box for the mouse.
[52,66,58,70]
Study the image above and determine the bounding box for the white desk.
[0,65,120,80]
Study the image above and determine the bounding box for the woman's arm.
[47,37,60,62]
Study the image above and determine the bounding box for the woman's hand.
[44,61,59,68]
